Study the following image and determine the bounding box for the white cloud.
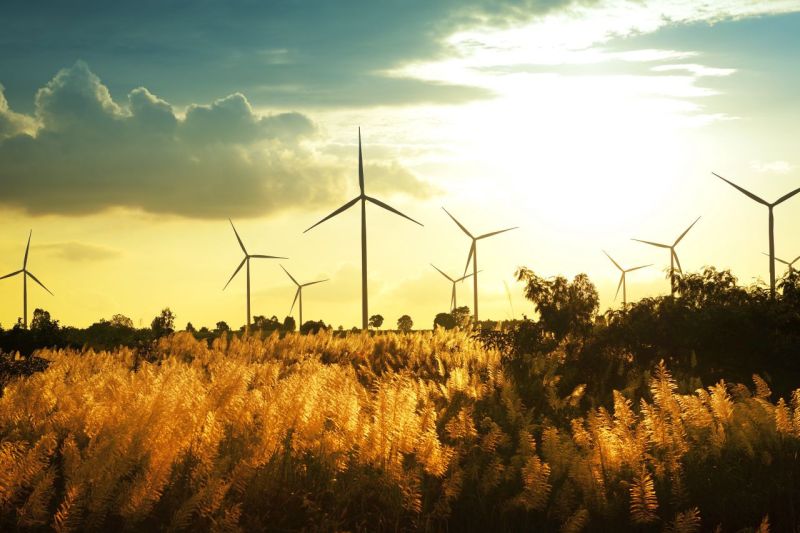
[750,160,794,174]
[0,62,435,218]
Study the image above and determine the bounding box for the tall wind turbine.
[280,265,328,328]
[223,219,286,330]
[603,251,650,307]
[632,217,700,296]
[430,263,476,312]
[442,207,517,323]
[713,172,800,297]
[0,231,53,328]
[762,252,800,276]
[304,128,423,330]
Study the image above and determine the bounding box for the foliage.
[150,307,176,337]
[515,268,599,340]
[397,314,413,332]
[369,314,384,330]
[0,330,798,531]
[433,312,457,330]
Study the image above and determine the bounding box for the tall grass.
[0,330,797,531]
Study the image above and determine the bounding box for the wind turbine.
[632,217,700,296]
[713,172,800,298]
[442,207,517,323]
[603,251,650,307]
[280,265,328,328]
[223,219,286,330]
[0,231,53,328]
[430,263,476,312]
[304,128,423,330]
[762,252,800,276]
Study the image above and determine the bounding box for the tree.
[434,312,457,330]
[30,308,59,333]
[368,314,384,330]
[397,315,413,332]
[515,268,598,340]
[283,316,296,332]
[300,320,329,335]
[151,308,176,337]
[215,321,230,334]
[185,322,196,333]
[452,306,472,329]
[110,314,134,328]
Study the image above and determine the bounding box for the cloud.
[0,85,36,139]
[750,160,794,175]
[0,62,435,218]
[35,242,121,262]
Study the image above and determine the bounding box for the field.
[1,328,797,532]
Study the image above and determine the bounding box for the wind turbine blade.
[365,196,423,226]
[302,279,329,287]
[765,252,790,265]
[223,257,247,290]
[0,269,23,280]
[303,197,360,233]
[289,288,300,315]
[791,255,800,266]
[674,216,701,245]
[773,185,800,207]
[358,127,365,196]
[603,250,623,271]
[456,270,479,282]
[712,172,769,206]
[441,207,473,238]
[250,254,288,260]
[615,274,624,301]
[625,264,652,273]
[280,264,299,286]
[26,271,53,296]
[672,249,683,274]
[430,263,454,282]
[632,238,671,249]
[463,242,475,277]
[229,219,248,255]
[477,227,518,240]
[23,230,32,268]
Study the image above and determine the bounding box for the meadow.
[1,322,797,532]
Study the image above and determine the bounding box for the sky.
[1,0,800,330]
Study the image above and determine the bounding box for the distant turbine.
[762,252,800,276]
[0,231,53,328]
[280,265,328,328]
[713,172,800,297]
[304,128,423,330]
[430,263,476,312]
[632,217,700,296]
[603,250,651,307]
[223,219,286,330]
[442,207,517,323]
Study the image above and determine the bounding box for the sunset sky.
[1,1,800,329]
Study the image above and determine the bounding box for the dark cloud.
[36,242,121,262]
[0,62,434,218]
[0,0,573,111]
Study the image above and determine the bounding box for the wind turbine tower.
[442,208,517,323]
[280,265,328,328]
[223,219,286,330]
[632,217,700,296]
[0,231,53,328]
[713,172,800,298]
[603,250,650,307]
[430,263,475,312]
[304,128,423,330]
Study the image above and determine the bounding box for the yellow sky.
[2,4,799,330]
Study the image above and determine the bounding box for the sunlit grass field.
[1,329,796,531]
